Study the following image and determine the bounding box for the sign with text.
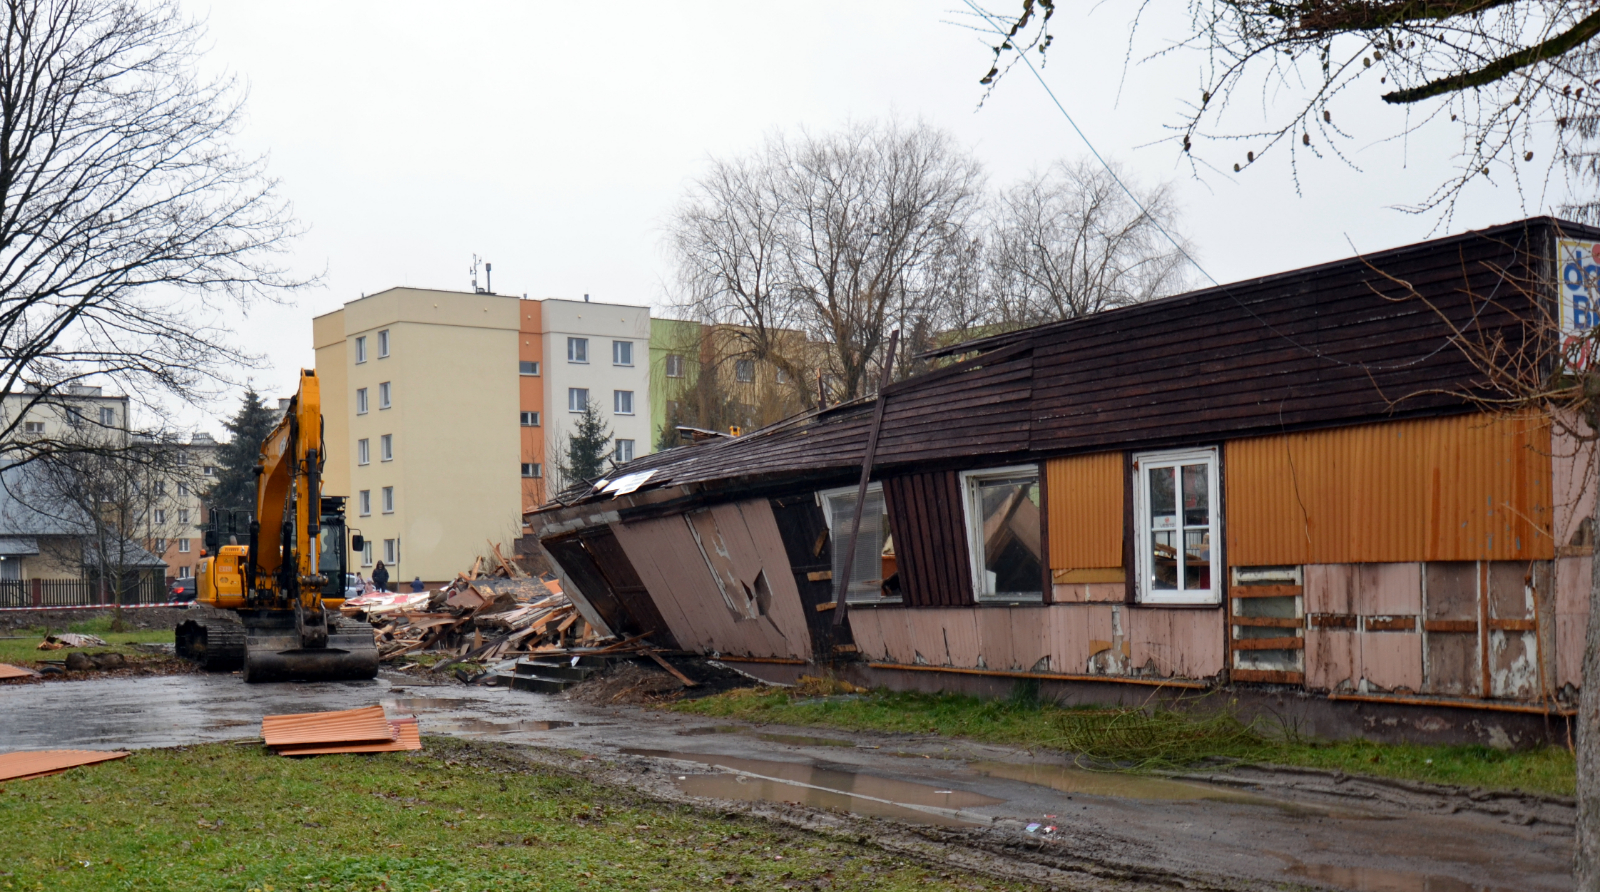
[1559,238,1600,371]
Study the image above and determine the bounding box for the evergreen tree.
[209,389,278,518]
[564,399,612,484]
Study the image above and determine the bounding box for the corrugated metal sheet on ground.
[275,719,420,755]
[1045,453,1123,571]
[261,705,395,747]
[0,749,129,781]
[1226,412,1554,565]
[0,663,38,679]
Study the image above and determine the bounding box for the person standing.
[410,576,424,593]
[372,561,389,593]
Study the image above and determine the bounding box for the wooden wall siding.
[1226,413,1553,566]
[610,503,811,660]
[1125,609,1226,679]
[1557,556,1587,689]
[1044,453,1123,571]
[1051,582,1125,603]
[1551,413,1595,548]
[882,471,974,608]
[1305,564,1423,615]
[577,527,679,649]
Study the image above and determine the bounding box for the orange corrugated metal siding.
[0,749,129,781]
[1045,452,1123,570]
[276,719,421,755]
[1226,413,1552,565]
[261,705,395,747]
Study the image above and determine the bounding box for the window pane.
[1181,464,1209,527]
[1181,464,1211,590]
[1148,465,1177,590]
[828,489,889,601]
[974,475,1041,596]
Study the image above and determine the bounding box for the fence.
[0,576,171,609]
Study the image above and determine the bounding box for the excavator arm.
[246,369,329,645]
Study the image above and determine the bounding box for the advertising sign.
[1559,238,1600,370]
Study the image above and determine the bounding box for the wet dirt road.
[0,672,1572,892]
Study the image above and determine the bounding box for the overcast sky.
[166,0,1562,436]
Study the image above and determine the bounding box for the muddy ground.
[0,660,1572,891]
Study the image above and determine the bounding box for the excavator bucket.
[239,612,379,683]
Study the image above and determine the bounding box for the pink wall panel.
[1306,630,1357,691]
[1044,604,1110,673]
[736,499,821,655]
[1559,614,1586,690]
[1050,583,1124,603]
[1357,563,1423,615]
[1558,556,1590,616]
[975,608,1014,670]
[1360,632,1423,692]
[1126,608,1225,678]
[1009,608,1051,672]
[1552,416,1595,548]
[1305,564,1356,614]
[939,610,981,667]
[847,609,891,662]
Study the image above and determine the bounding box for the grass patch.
[673,687,1576,797]
[0,614,171,666]
[0,739,1035,892]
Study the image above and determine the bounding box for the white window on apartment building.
[178,565,191,578]
[613,340,633,366]
[355,335,367,363]
[614,390,634,415]
[357,438,370,465]
[362,540,373,567]
[358,489,371,516]
[381,486,394,513]
[520,360,540,376]
[380,434,393,461]
[356,387,368,414]
[960,466,1043,602]
[203,465,215,477]
[154,509,166,524]
[379,382,392,409]
[177,482,189,497]
[818,483,898,604]
[154,481,166,497]
[665,354,685,378]
[568,388,588,412]
[99,407,115,426]
[521,462,542,478]
[378,329,390,358]
[735,359,755,383]
[178,539,190,553]
[614,439,635,463]
[154,538,166,553]
[567,337,588,363]
[22,421,43,434]
[520,411,540,427]
[1134,448,1220,605]
[178,509,189,524]
[383,538,399,564]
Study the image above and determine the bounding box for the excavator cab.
[317,496,350,609]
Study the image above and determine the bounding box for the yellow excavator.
[175,369,378,682]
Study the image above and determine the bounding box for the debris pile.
[261,704,421,756]
[35,632,108,650]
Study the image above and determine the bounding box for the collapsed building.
[529,217,1600,747]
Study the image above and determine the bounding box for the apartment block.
[313,288,649,582]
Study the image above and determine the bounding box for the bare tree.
[986,159,1190,329]
[0,0,305,469]
[977,1,1600,219]
[672,121,986,404]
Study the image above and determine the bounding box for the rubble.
[35,633,108,650]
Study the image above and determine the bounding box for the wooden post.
[30,578,41,608]
[833,330,899,628]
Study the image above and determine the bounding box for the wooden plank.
[1231,615,1304,629]
[1488,617,1537,632]
[1230,637,1305,651]
[1365,615,1418,632]
[807,570,833,582]
[1307,614,1358,629]
[1424,619,1478,633]
[644,650,698,687]
[1232,668,1305,685]
[1229,585,1304,598]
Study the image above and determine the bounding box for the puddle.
[624,749,1000,826]
[969,761,1263,803]
[423,718,577,733]
[678,725,742,736]
[383,697,477,709]
[1285,860,1520,892]
[756,732,855,748]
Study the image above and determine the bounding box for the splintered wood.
[261,705,421,756]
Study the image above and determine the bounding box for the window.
[178,539,191,553]
[99,407,115,426]
[665,400,681,421]
[178,565,190,578]
[665,353,685,378]
[520,360,540,376]
[203,465,215,476]
[355,336,367,363]
[521,462,542,478]
[959,466,1043,602]
[177,483,189,497]
[383,538,398,564]
[377,329,390,358]
[819,483,898,604]
[361,540,373,567]
[568,388,589,412]
[380,434,393,461]
[381,486,394,513]
[356,388,368,414]
[67,407,84,428]
[613,340,633,366]
[1134,449,1220,605]
[358,489,371,516]
[378,382,391,409]
[357,438,370,465]
[735,359,755,383]
[154,509,166,524]
[155,481,166,497]
[0,558,16,581]
[520,411,540,427]
[154,538,166,553]
[22,421,42,434]
[614,390,634,415]
[178,509,190,525]
[615,439,635,463]
[567,337,588,363]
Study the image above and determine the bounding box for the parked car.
[168,577,197,601]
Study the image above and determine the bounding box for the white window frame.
[612,340,633,366]
[154,509,166,524]
[1133,447,1221,606]
[377,329,390,358]
[178,539,190,553]
[361,540,373,567]
[22,421,43,434]
[521,462,542,478]
[378,382,391,409]
[355,336,367,364]
[177,482,189,497]
[818,482,899,605]
[380,434,393,462]
[381,486,394,514]
[154,538,166,553]
[520,360,540,376]
[665,354,684,378]
[178,508,190,525]
[383,538,398,564]
[735,359,755,383]
[356,387,368,414]
[567,337,588,363]
[958,464,1045,603]
[357,438,370,465]
[358,489,371,516]
[99,407,115,426]
[568,388,588,412]
[520,411,540,427]
[614,390,634,415]
[615,439,635,463]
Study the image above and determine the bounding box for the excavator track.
[174,618,247,672]
[240,611,379,683]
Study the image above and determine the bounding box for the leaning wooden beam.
[833,329,899,628]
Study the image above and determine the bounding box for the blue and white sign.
[1559,239,1600,370]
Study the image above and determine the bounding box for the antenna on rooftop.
[485,262,493,295]
[469,255,482,293]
